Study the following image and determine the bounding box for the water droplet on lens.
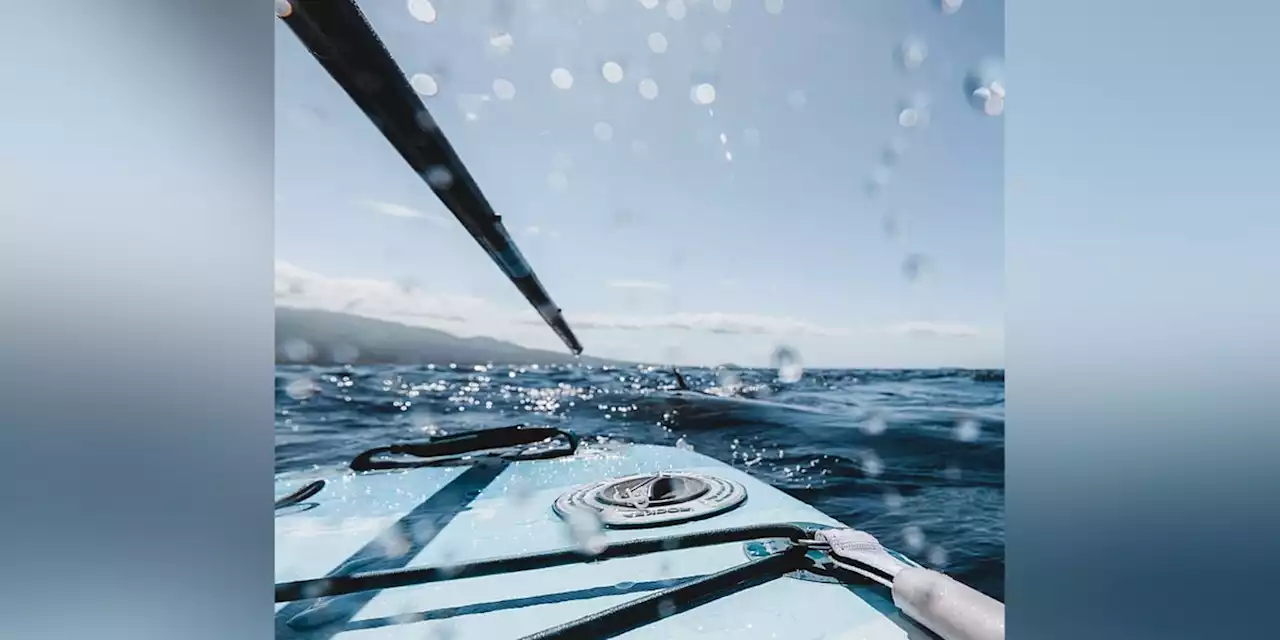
[965,61,1006,117]
[666,0,687,21]
[898,37,928,71]
[614,580,636,590]
[376,529,411,558]
[657,597,678,618]
[771,346,803,383]
[492,78,516,101]
[927,545,950,568]
[285,378,320,400]
[743,127,761,146]
[566,509,607,556]
[602,61,624,84]
[640,0,660,9]
[691,83,717,105]
[860,414,887,436]
[593,122,614,142]
[489,31,514,53]
[883,488,904,510]
[861,451,884,477]
[898,107,921,128]
[548,171,569,192]
[550,67,574,89]
[639,78,660,100]
[275,0,292,18]
[408,0,438,24]
[331,344,359,364]
[901,253,926,282]
[425,165,453,188]
[648,32,669,54]
[940,0,964,15]
[902,525,926,552]
[410,73,439,97]
[765,0,785,15]
[787,89,807,109]
[954,419,981,442]
[675,435,694,451]
[300,579,331,599]
[702,32,723,54]
[280,338,315,362]
[713,0,732,11]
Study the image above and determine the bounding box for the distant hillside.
[275,307,628,366]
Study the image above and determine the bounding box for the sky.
[274,0,1004,368]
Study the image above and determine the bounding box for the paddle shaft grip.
[893,567,1005,640]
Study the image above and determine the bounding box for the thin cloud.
[274,262,983,343]
[887,321,982,338]
[607,279,670,291]
[358,199,449,226]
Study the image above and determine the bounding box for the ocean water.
[276,364,1005,600]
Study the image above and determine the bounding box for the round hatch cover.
[553,471,747,528]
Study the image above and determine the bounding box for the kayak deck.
[274,443,932,639]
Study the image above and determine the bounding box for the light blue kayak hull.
[274,443,933,639]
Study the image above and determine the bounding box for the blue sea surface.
[276,364,1005,599]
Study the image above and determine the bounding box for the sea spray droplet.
[965,60,1006,117]
[691,83,717,105]
[425,165,453,189]
[593,122,615,142]
[550,68,574,89]
[648,32,669,54]
[666,0,687,21]
[954,419,981,442]
[566,509,607,556]
[860,451,885,478]
[410,73,439,97]
[927,545,950,568]
[489,31,514,53]
[638,78,659,100]
[408,0,438,24]
[492,78,516,101]
[602,61,624,84]
[902,525,926,552]
[771,346,803,383]
[657,597,678,618]
[285,378,320,400]
[898,37,928,71]
[883,488,905,511]
[901,253,927,282]
[860,413,888,436]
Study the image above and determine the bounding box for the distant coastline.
[275,307,630,367]
[275,307,1005,378]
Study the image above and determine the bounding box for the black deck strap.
[519,545,812,640]
[349,425,579,471]
[276,523,809,603]
[274,462,510,639]
[275,480,326,509]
